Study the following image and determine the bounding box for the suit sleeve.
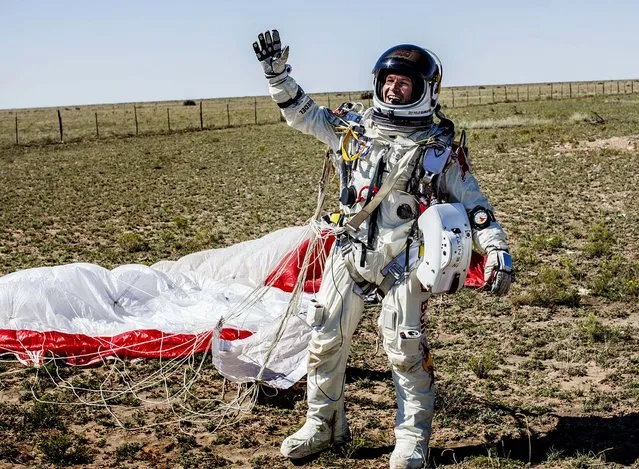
[267,75,340,152]
[438,153,509,254]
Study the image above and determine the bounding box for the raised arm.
[253,29,340,151]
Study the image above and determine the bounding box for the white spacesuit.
[254,30,513,469]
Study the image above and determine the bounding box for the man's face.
[382,73,414,105]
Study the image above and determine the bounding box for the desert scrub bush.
[24,400,66,430]
[589,255,639,300]
[0,440,23,464]
[583,223,614,258]
[0,403,22,430]
[468,350,499,378]
[511,245,539,268]
[559,256,586,280]
[117,232,149,252]
[38,431,94,466]
[172,216,189,230]
[530,233,564,251]
[512,266,580,307]
[582,387,618,412]
[178,450,231,468]
[578,312,624,345]
[115,441,143,462]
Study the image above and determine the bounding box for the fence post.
[617,81,620,94]
[505,86,508,102]
[226,103,230,127]
[134,105,139,136]
[254,97,257,125]
[452,88,455,107]
[550,83,553,99]
[167,108,171,132]
[15,114,18,145]
[632,80,635,94]
[492,87,495,103]
[200,100,204,130]
[466,90,469,106]
[478,88,481,104]
[95,112,99,138]
[569,83,572,98]
[517,87,520,101]
[327,93,331,109]
[57,109,64,142]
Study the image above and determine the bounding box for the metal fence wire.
[1,79,637,147]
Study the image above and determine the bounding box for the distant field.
[0,79,637,148]
[0,93,638,467]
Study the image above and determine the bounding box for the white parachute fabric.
[0,225,331,389]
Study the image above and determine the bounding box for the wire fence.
[1,79,637,148]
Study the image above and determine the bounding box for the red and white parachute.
[0,225,485,389]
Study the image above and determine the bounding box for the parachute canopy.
[0,225,485,389]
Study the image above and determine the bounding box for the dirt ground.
[1,94,638,468]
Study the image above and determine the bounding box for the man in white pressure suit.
[253,29,513,469]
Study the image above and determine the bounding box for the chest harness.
[330,103,457,301]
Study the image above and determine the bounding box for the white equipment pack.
[416,203,472,294]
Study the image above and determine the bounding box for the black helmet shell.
[371,44,443,127]
[372,44,441,83]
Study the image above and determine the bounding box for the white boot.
[390,438,428,469]
[389,363,434,469]
[280,404,350,459]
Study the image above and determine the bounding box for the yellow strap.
[341,128,362,162]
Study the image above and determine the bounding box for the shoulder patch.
[423,146,452,178]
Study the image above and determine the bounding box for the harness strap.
[345,146,418,233]
[339,234,414,302]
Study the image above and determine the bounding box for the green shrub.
[531,233,564,251]
[512,266,580,307]
[583,223,613,258]
[172,216,189,230]
[117,232,149,252]
[24,401,65,430]
[38,431,94,466]
[115,442,143,462]
[468,350,498,378]
[579,312,621,344]
[590,256,639,300]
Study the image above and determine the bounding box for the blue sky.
[1,0,637,109]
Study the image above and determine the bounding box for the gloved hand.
[484,249,513,295]
[252,29,290,82]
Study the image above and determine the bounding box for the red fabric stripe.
[265,233,486,292]
[0,327,253,366]
[265,235,335,294]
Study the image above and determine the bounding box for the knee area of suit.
[379,306,424,372]
[307,326,345,358]
[385,348,424,372]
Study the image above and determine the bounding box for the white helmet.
[371,44,442,127]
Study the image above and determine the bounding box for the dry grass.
[2,79,637,148]
[1,92,639,467]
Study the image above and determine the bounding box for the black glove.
[252,29,290,81]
